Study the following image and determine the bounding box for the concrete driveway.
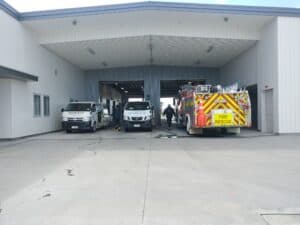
[0,128,300,225]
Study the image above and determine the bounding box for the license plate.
[71,126,79,129]
[133,124,141,128]
[213,111,234,126]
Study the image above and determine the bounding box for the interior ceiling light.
[194,59,201,65]
[72,19,77,26]
[124,91,128,93]
[87,47,96,55]
[206,45,214,53]
[121,87,124,90]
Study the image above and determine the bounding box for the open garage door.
[247,84,258,130]
[99,80,144,122]
[160,80,205,98]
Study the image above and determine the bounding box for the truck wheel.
[66,129,71,133]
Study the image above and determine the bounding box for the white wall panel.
[277,17,300,133]
[0,79,12,139]
[23,11,272,44]
[220,19,279,133]
[0,10,85,138]
[220,43,258,87]
[257,19,279,133]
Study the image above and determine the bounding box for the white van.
[61,101,111,133]
[123,101,154,131]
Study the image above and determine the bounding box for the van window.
[44,96,50,116]
[65,103,91,111]
[125,102,150,110]
[34,94,41,116]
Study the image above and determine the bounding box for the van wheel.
[66,129,71,133]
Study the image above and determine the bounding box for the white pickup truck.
[123,101,154,131]
[61,101,111,133]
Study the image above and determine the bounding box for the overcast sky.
[4,0,300,12]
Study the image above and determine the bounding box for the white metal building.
[0,1,300,139]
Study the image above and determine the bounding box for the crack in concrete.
[141,138,152,225]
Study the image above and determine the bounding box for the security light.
[87,47,96,55]
[194,59,201,65]
[206,45,214,53]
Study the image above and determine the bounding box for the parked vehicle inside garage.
[177,84,251,135]
[123,101,154,131]
[61,101,111,133]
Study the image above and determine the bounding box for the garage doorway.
[264,89,274,133]
[247,84,258,130]
[160,79,205,126]
[99,80,144,123]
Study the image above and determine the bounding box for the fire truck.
[176,84,251,135]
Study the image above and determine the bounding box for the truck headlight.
[83,116,92,122]
[62,117,68,122]
[124,116,130,121]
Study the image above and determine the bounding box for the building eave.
[2,1,300,21]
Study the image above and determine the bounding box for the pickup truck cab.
[123,101,153,131]
[61,101,111,133]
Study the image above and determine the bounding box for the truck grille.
[68,118,83,122]
[132,117,143,121]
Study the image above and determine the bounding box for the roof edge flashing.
[19,2,300,21]
[2,1,300,21]
[0,0,19,19]
[0,65,38,82]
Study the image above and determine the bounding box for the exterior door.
[265,89,273,133]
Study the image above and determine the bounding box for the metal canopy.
[0,65,38,82]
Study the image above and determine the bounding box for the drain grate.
[259,209,300,225]
[262,214,300,225]
[155,134,178,139]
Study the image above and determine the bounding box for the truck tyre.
[66,129,71,133]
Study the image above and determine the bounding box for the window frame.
[43,95,50,116]
[33,94,41,117]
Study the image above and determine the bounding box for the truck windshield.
[65,103,91,111]
[125,102,150,110]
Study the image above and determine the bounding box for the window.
[33,94,41,116]
[44,96,50,116]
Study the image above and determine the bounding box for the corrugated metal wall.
[277,17,300,133]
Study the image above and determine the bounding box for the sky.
[4,0,300,12]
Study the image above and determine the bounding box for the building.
[1,1,300,139]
